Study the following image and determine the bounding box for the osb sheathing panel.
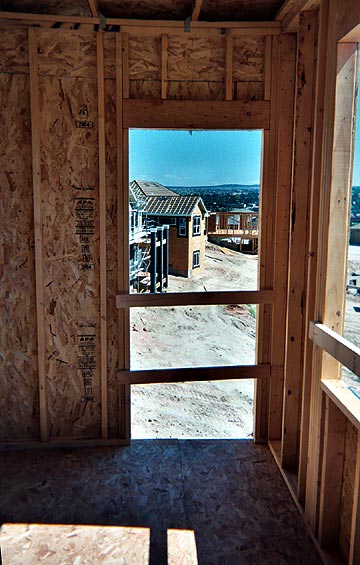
[0,0,91,16]
[236,81,264,101]
[39,76,101,438]
[0,73,39,441]
[129,79,161,100]
[99,0,193,20]
[37,31,97,78]
[338,419,357,560]
[105,78,119,436]
[167,81,224,101]
[129,36,161,80]
[167,37,225,81]
[0,28,29,74]
[233,36,264,82]
[0,524,150,565]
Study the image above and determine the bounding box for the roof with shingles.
[130,179,208,217]
[130,180,178,198]
[143,195,206,217]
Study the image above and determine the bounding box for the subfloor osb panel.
[0,440,321,564]
[0,524,150,565]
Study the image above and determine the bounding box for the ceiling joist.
[191,0,203,22]
[275,0,309,31]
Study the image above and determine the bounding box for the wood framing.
[268,33,297,441]
[97,31,108,440]
[119,365,271,385]
[318,396,346,548]
[116,290,274,308]
[123,100,270,130]
[281,10,317,470]
[28,29,48,442]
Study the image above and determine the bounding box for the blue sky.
[129,99,360,187]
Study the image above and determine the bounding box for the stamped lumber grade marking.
[75,196,95,271]
[77,325,98,404]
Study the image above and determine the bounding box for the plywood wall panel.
[167,81,224,101]
[233,36,264,82]
[167,37,225,81]
[0,0,91,16]
[339,419,358,560]
[128,36,161,80]
[40,76,101,439]
[235,81,264,101]
[104,34,116,80]
[37,31,97,78]
[0,28,29,74]
[129,80,161,100]
[105,79,119,436]
[0,74,39,440]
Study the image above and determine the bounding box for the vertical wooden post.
[116,33,130,441]
[298,4,325,504]
[305,0,358,532]
[268,33,297,441]
[97,31,108,440]
[225,32,233,101]
[254,35,275,442]
[122,33,129,100]
[350,430,360,564]
[161,34,168,100]
[318,396,346,548]
[28,29,48,442]
[281,11,317,470]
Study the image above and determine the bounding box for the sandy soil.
[343,256,360,396]
[131,242,258,439]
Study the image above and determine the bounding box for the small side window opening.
[193,215,201,236]
[193,250,200,269]
[178,217,187,237]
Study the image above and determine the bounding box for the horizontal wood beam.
[123,100,270,130]
[0,11,99,24]
[117,290,274,308]
[119,364,271,385]
[321,380,360,431]
[310,321,360,379]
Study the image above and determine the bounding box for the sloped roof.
[143,195,207,217]
[130,179,208,217]
[130,180,178,199]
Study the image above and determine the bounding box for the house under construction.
[1,0,360,563]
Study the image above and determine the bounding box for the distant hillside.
[168,184,260,212]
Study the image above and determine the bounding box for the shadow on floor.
[0,439,321,564]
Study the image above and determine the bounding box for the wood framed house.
[130,180,208,277]
[2,1,360,562]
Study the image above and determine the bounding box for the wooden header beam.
[117,290,274,309]
[0,11,281,35]
[123,100,270,130]
[119,364,271,385]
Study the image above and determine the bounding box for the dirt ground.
[343,255,360,396]
[130,242,258,439]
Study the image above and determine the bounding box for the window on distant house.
[193,215,201,236]
[193,250,200,269]
[178,217,187,237]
